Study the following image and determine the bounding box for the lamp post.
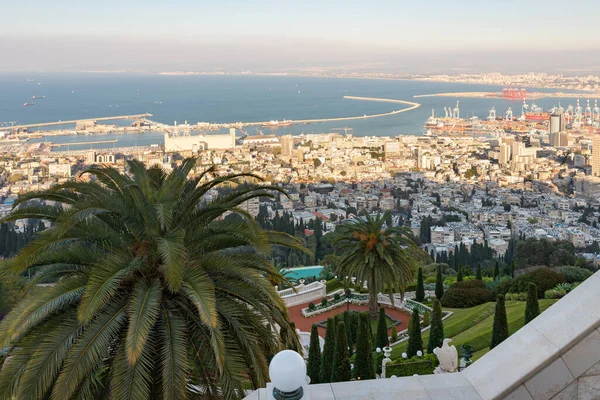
[268,350,310,400]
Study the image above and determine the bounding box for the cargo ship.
[31,96,45,100]
[261,119,292,128]
[23,103,34,107]
[524,113,550,121]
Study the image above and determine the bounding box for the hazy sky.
[2,0,600,73]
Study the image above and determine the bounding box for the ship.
[23,103,34,107]
[31,96,46,99]
[524,112,550,121]
[261,119,292,128]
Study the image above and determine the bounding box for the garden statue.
[433,339,458,374]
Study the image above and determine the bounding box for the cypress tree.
[510,261,516,278]
[435,265,444,300]
[331,321,351,382]
[427,299,445,354]
[476,263,482,280]
[494,261,500,280]
[307,324,322,384]
[390,325,398,342]
[415,267,425,302]
[355,312,375,380]
[343,311,354,356]
[320,317,336,383]
[423,311,430,327]
[456,266,463,282]
[375,307,388,349]
[525,282,540,324]
[490,294,509,349]
[406,308,423,358]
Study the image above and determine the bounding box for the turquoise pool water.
[281,266,324,280]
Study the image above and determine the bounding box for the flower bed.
[301,292,370,317]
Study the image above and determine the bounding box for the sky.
[2,0,600,73]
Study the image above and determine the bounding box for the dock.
[9,114,153,132]
[50,139,118,147]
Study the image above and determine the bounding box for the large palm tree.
[333,212,417,320]
[0,159,302,400]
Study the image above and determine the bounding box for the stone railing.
[278,281,327,307]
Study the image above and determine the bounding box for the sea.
[0,73,588,151]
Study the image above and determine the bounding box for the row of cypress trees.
[406,299,445,357]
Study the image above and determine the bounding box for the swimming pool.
[281,266,324,280]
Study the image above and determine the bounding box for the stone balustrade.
[278,281,327,307]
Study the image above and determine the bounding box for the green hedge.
[555,266,592,283]
[505,292,528,301]
[440,280,495,308]
[386,354,439,377]
[502,268,566,298]
[326,278,344,293]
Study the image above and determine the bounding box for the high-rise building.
[592,136,600,177]
[280,135,294,157]
[511,142,523,160]
[499,143,511,165]
[549,113,562,135]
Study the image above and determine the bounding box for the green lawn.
[391,300,558,360]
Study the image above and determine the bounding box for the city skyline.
[3,0,600,73]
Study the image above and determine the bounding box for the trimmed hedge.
[503,267,566,298]
[387,354,439,377]
[440,280,495,308]
[326,278,344,293]
[556,266,592,284]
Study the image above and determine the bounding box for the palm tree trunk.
[369,270,378,320]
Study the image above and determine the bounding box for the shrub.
[491,295,508,349]
[320,318,336,383]
[390,325,398,343]
[440,280,495,308]
[354,312,375,380]
[406,308,423,358]
[476,264,482,280]
[457,267,463,282]
[415,267,425,302]
[544,289,564,299]
[387,354,439,377]
[427,299,444,354]
[326,278,344,293]
[321,298,328,307]
[334,293,341,301]
[525,283,540,324]
[375,308,388,349]
[308,302,316,311]
[507,267,566,298]
[307,325,322,384]
[435,265,444,300]
[556,266,592,283]
[423,311,430,327]
[331,321,351,382]
[504,292,528,301]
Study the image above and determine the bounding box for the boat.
[260,120,292,128]
[31,96,45,99]
[23,103,34,107]
[524,112,550,121]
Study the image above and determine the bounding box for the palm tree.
[333,212,417,320]
[0,159,303,400]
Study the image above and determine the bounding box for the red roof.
[311,211,329,221]
[304,229,314,237]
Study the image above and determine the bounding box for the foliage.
[326,278,344,293]
[525,283,540,324]
[476,264,482,280]
[386,353,439,377]
[504,292,528,301]
[333,212,417,319]
[354,312,375,380]
[334,293,341,301]
[427,299,445,354]
[375,307,389,349]
[441,280,495,308]
[514,238,576,268]
[308,302,316,311]
[320,317,336,383]
[321,298,328,307]
[423,311,430,327]
[491,295,509,349]
[0,160,305,399]
[331,321,351,382]
[390,325,398,343]
[0,268,27,320]
[0,220,47,258]
[493,261,500,280]
[544,282,579,299]
[556,266,592,283]
[415,267,425,302]
[435,265,444,300]
[457,266,464,282]
[406,308,423,358]
[503,267,566,298]
[307,325,322,384]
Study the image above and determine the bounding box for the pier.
[414,92,600,100]
[9,114,153,132]
[50,139,118,147]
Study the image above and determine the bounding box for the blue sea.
[0,73,588,151]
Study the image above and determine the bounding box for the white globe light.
[417,350,423,357]
[376,347,381,353]
[391,375,397,378]
[402,352,407,359]
[269,350,306,393]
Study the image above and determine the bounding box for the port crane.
[505,108,513,121]
[488,107,496,121]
